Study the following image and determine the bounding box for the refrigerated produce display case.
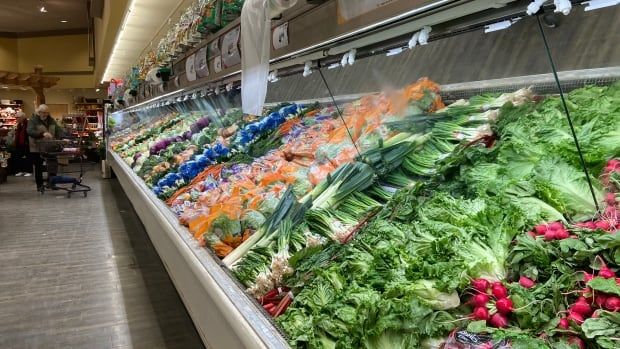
[107,2,620,348]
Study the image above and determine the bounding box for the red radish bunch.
[575,217,618,233]
[561,264,620,329]
[472,293,490,307]
[598,264,616,279]
[557,297,590,329]
[472,306,489,320]
[471,278,490,293]
[468,279,513,328]
[557,317,570,329]
[519,275,536,289]
[566,336,585,349]
[602,159,620,190]
[496,297,513,314]
[584,289,620,312]
[491,282,509,299]
[555,265,620,330]
[569,297,592,317]
[604,296,620,311]
[532,221,570,241]
[488,313,509,328]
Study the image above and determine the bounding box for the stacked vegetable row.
[112,79,446,258]
[111,80,619,348]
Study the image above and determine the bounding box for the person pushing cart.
[27,104,62,191]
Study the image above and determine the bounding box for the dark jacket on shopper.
[14,119,29,150]
[27,114,63,153]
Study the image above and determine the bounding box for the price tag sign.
[195,47,209,78]
[208,39,221,58]
[186,54,197,81]
[213,56,223,73]
[272,22,289,50]
[221,25,241,68]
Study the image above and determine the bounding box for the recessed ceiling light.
[61,20,68,23]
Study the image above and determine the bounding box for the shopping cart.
[36,139,91,197]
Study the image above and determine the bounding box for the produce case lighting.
[123,88,184,111]
[328,63,341,69]
[584,0,619,11]
[386,47,404,56]
[484,20,512,33]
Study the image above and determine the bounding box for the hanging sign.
[272,22,289,50]
[195,47,209,78]
[213,56,223,73]
[208,39,221,58]
[221,25,241,68]
[186,54,197,81]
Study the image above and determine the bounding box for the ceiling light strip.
[101,0,136,83]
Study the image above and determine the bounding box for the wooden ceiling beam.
[0,70,59,89]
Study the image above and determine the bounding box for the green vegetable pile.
[271,83,620,348]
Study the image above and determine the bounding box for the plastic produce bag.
[443,330,512,349]
[240,0,297,116]
[198,0,221,34]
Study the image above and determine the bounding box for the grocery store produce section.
[110,77,620,348]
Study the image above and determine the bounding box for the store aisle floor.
[0,169,205,349]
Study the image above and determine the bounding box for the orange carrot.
[277,117,302,136]
[328,126,348,143]
[212,241,234,257]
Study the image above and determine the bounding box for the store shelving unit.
[106,2,620,348]
[0,100,23,130]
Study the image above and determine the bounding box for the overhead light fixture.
[39,1,47,13]
[60,20,68,23]
[101,0,135,82]
[95,88,101,92]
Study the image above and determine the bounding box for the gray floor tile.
[0,169,205,349]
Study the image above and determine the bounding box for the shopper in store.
[27,104,62,191]
[13,111,32,177]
